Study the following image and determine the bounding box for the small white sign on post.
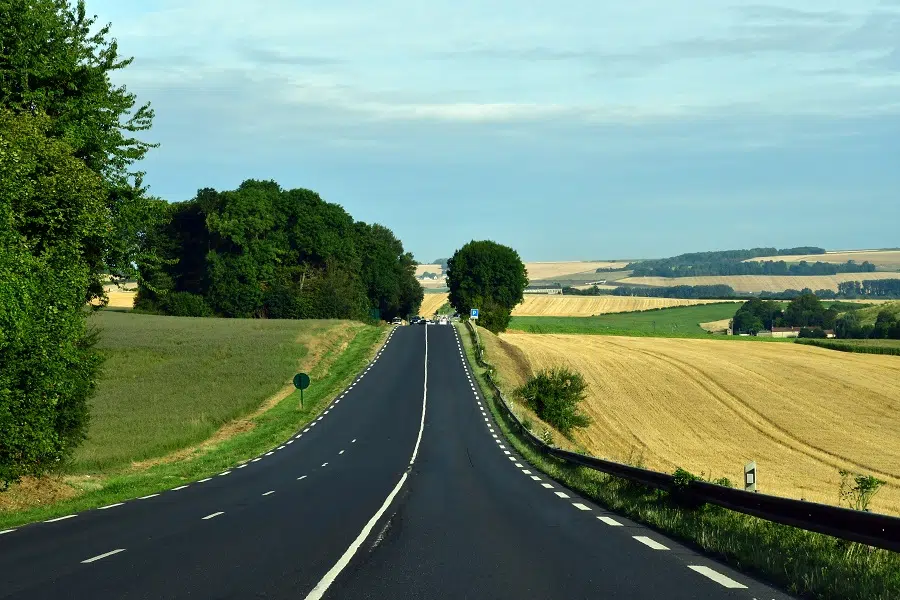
[744,461,757,492]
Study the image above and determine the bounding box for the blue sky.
[92,0,900,262]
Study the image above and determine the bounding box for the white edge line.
[173,485,189,491]
[199,477,212,482]
[81,548,125,564]
[98,502,124,510]
[45,515,76,523]
[0,529,15,535]
[305,316,429,600]
[687,566,748,589]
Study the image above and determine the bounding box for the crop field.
[511,295,739,317]
[508,303,743,336]
[524,261,623,280]
[73,311,367,473]
[699,318,732,332]
[619,272,900,293]
[498,332,900,515]
[746,250,900,271]
[418,293,449,316]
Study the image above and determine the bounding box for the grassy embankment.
[0,311,383,528]
[457,323,900,600]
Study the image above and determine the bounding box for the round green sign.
[293,372,310,390]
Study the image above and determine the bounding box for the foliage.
[839,470,886,512]
[0,111,104,487]
[837,279,900,299]
[514,367,591,437]
[733,293,838,334]
[627,247,873,278]
[796,339,900,356]
[610,284,736,298]
[799,327,827,339]
[0,0,160,293]
[158,291,213,317]
[540,427,554,446]
[446,240,528,333]
[137,180,421,322]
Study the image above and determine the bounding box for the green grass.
[458,323,900,600]
[847,301,900,326]
[0,312,384,529]
[508,303,743,337]
[796,338,900,356]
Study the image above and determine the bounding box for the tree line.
[625,247,878,278]
[837,280,900,298]
[136,180,422,322]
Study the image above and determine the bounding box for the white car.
[439,317,449,325]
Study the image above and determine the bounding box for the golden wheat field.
[510,295,739,317]
[418,293,449,316]
[415,264,443,277]
[746,250,900,271]
[620,272,900,293]
[496,332,900,514]
[524,261,623,280]
[699,319,732,332]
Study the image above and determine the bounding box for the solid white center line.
[0,529,15,535]
[173,485,189,491]
[98,503,124,510]
[202,512,224,520]
[81,549,125,564]
[598,516,623,526]
[573,503,591,511]
[339,450,345,455]
[554,492,570,499]
[199,477,212,482]
[298,475,307,480]
[634,536,669,550]
[687,566,747,589]
[262,491,275,496]
[139,494,160,499]
[322,462,328,467]
[541,483,554,489]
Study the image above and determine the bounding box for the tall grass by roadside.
[458,323,900,600]
[0,313,384,529]
[796,338,900,356]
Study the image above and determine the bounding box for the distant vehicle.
[439,317,449,325]
[391,317,402,325]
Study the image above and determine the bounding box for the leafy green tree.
[446,240,528,333]
[784,292,826,327]
[835,311,861,339]
[515,367,591,437]
[0,110,104,487]
[0,0,158,296]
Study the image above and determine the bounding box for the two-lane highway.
[0,323,795,599]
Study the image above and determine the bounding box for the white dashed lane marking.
[44,515,76,523]
[339,450,345,455]
[541,483,554,489]
[98,503,124,510]
[202,512,224,520]
[139,493,160,500]
[598,516,622,526]
[218,471,231,476]
[298,475,307,481]
[252,458,262,463]
[0,529,15,535]
[633,536,669,550]
[199,477,212,483]
[322,462,329,467]
[173,485,189,491]
[554,492,570,499]
[237,464,247,469]
[81,549,125,564]
[352,439,357,443]
[530,475,542,481]
[687,566,748,589]
[262,491,275,496]
[265,452,274,456]
[521,469,532,474]
[573,503,591,511]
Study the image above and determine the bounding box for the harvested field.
[419,293,449,316]
[524,261,623,281]
[746,250,900,271]
[620,273,900,293]
[699,318,732,333]
[415,264,443,277]
[497,332,900,515]
[511,295,739,317]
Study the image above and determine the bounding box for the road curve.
[0,324,795,599]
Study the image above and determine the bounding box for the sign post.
[744,461,757,492]
[293,372,311,408]
[470,308,479,320]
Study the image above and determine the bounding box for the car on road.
[391,317,402,325]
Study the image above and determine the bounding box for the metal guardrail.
[463,321,900,553]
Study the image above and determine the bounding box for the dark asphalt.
[0,323,795,599]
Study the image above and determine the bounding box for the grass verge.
[0,316,384,530]
[796,338,900,356]
[457,322,900,600]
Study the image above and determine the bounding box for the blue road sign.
[470,308,479,319]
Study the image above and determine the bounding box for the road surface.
[0,324,793,599]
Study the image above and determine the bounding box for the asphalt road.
[0,323,794,599]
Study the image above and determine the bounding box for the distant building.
[770,326,802,338]
[525,283,563,295]
[824,330,836,338]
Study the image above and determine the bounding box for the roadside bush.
[159,291,213,317]
[799,327,826,339]
[515,367,591,437]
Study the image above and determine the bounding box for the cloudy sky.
[92,0,900,262]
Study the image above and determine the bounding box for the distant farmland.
[524,261,624,280]
[511,295,739,317]
[498,332,900,515]
[418,294,448,316]
[619,272,900,293]
[746,250,900,271]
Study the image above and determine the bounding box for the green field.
[796,338,900,356]
[508,303,743,337]
[0,311,382,528]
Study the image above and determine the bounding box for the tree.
[835,311,861,339]
[1,110,104,487]
[514,367,591,437]
[0,0,158,296]
[784,292,826,327]
[446,240,528,333]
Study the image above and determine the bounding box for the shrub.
[839,470,885,512]
[159,291,213,317]
[515,367,591,437]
